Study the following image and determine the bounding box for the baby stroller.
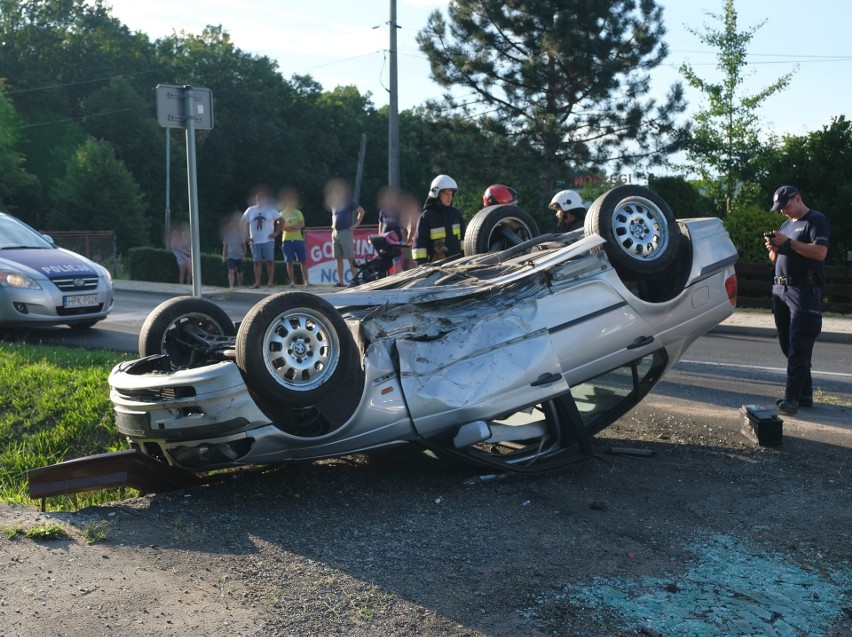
[351,231,404,286]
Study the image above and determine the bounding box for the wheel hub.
[289,338,310,361]
[628,218,650,240]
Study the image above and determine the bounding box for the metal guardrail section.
[27,449,201,509]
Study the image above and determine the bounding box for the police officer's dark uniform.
[766,185,830,415]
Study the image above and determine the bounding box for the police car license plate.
[64,294,99,308]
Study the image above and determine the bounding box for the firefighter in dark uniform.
[412,174,465,265]
[765,185,830,415]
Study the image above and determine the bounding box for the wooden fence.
[735,263,852,313]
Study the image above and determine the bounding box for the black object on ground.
[741,404,784,446]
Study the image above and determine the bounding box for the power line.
[295,51,381,73]
[397,51,431,62]
[671,48,852,61]
[673,58,852,67]
[5,68,168,95]
[12,107,148,130]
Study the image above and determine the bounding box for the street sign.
[156,84,214,130]
[155,84,214,298]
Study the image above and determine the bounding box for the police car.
[0,212,114,329]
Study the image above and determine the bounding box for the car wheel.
[464,205,540,255]
[138,296,236,365]
[584,185,679,276]
[235,292,364,409]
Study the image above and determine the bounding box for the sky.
[104,0,851,139]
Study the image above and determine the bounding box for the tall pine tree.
[417,0,687,205]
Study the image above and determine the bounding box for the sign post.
[156,84,213,298]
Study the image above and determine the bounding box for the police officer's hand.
[770,232,789,248]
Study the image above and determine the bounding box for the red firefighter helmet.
[482,184,518,207]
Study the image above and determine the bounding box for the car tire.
[138,296,236,364]
[464,204,540,255]
[235,292,364,409]
[584,185,679,276]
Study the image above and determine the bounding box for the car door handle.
[531,372,563,387]
[627,335,655,350]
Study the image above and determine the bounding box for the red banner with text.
[304,226,378,286]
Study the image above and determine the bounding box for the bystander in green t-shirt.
[280,208,305,241]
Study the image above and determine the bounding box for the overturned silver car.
[109,186,738,474]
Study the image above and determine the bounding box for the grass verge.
[0,342,134,511]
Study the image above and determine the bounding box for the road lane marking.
[678,359,852,380]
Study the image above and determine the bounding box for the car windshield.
[0,214,54,250]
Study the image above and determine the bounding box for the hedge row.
[721,206,786,264]
[126,247,303,286]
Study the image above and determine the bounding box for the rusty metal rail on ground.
[27,450,202,511]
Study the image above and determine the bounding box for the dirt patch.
[2,396,851,637]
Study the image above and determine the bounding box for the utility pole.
[388,0,400,190]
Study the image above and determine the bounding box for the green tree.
[679,0,794,215]
[16,115,90,218]
[760,117,852,265]
[1,1,584,250]
[0,0,157,223]
[416,0,687,207]
[0,0,157,115]
[648,175,713,217]
[723,205,783,264]
[400,107,533,188]
[49,138,148,251]
[81,78,166,244]
[0,83,38,214]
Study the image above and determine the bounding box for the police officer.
[765,185,830,415]
[412,175,465,265]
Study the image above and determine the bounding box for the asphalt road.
[4,287,851,412]
[0,288,250,353]
[670,332,852,404]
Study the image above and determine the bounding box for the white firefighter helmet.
[548,189,585,213]
[428,174,458,198]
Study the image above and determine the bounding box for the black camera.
[763,231,776,239]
